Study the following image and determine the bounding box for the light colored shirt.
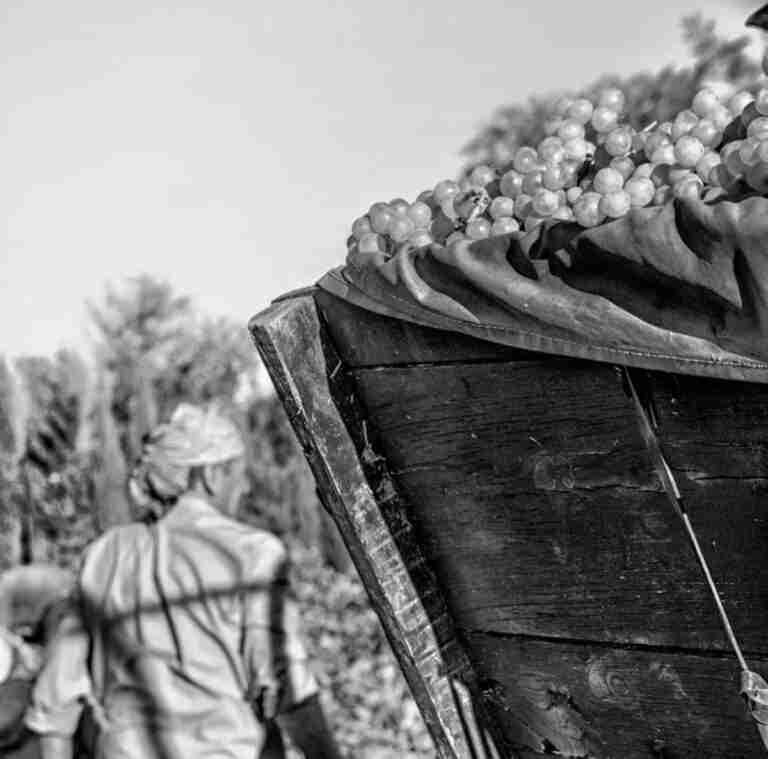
[25,495,318,759]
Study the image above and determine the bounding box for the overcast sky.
[0,0,760,357]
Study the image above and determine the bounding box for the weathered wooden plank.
[248,297,507,759]
[464,631,767,759]
[348,359,768,654]
[315,289,534,368]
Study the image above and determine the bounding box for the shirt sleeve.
[242,545,318,719]
[24,601,91,738]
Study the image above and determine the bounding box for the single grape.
[358,232,384,254]
[563,137,589,162]
[389,216,416,242]
[370,206,394,234]
[390,198,410,215]
[558,119,586,142]
[538,136,565,164]
[466,218,492,240]
[739,138,762,168]
[650,144,676,165]
[672,110,699,141]
[407,201,432,229]
[491,217,521,236]
[351,216,373,240]
[709,163,736,189]
[673,176,703,201]
[591,106,619,133]
[599,190,631,219]
[598,88,626,113]
[499,169,524,198]
[643,131,671,157]
[755,89,768,116]
[604,127,634,157]
[674,135,705,168]
[566,186,583,204]
[513,147,540,174]
[560,159,581,187]
[440,197,458,220]
[691,89,720,119]
[573,192,605,227]
[409,230,433,248]
[489,196,517,219]
[593,167,624,194]
[690,119,722,148]
[532,189,560,216]
[609,156,635,181]
[522,170,545,195]
[695,151,722,182]
[745,162,768,193]
[722,141,746,176]
[470,165,496,188]
[710,105,733,132]
[624,177,655,207]
[632,162,654,178]
[542,164,566,191]
[567,98,594,125]
[747,117,768,141]
[433,180,460,203]
[729,91,755,117]
[551,206,574,222]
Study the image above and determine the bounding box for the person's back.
[25,404,341,759]
[80,496,307,759]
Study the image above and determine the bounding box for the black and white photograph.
[2,1,768,756]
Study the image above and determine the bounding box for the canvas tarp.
[318,194,768,383]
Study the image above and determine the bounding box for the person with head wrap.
[25,404,342,759]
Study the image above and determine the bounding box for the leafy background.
[0,13,764,758]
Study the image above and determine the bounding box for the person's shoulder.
[236,527,289,578]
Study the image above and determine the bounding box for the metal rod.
[679,509,749,673]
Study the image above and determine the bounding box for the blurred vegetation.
[1,11,764,758]
[462,13,764,170]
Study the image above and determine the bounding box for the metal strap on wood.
[622,367,768,752]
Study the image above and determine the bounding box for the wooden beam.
[249,295,507,759]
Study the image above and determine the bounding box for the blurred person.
[0,564,74,759]
[25,404,341,759]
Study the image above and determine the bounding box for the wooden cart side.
[248,295,506,759]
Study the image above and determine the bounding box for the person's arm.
[38,734,74,759]
[276,693,342,759]
[244,540,342,759]
[24,602,90,759]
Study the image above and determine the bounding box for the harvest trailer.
[250,286,768,759]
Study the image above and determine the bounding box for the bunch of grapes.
[349,59,768,257]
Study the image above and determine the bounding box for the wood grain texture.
[248,297,507,759]
[465,632,767,758]
[348,359,768,655]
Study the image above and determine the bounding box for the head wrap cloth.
[130,404,245,510]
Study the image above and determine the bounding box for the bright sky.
[0,0,760,357]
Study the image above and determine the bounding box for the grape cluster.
[349,66,768,256]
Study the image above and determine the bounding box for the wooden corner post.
[249,294,507,759]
